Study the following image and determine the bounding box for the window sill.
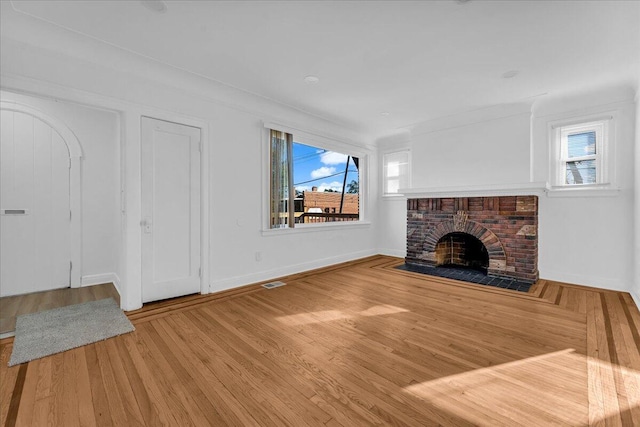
[262,220,371,236]
[545,184,621,198]
[382,193,407,200]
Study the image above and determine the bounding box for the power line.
[293,149,326,161]
[294,170,358,186]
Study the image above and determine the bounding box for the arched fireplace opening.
[435,232,489,274]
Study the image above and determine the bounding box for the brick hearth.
[406,196,538,283]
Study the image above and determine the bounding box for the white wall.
[634,88,640,305]
[207,110,377,292]
[0,15,377,310]
[411,112,532,188]
[376,134,411,258]
[2,6,637,307]
[0,90,121,288]
[378,87,637,294]
[376,105,536,260]
[533,88,636,292]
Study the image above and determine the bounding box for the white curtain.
[270,129,293,228]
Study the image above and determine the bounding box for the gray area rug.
[9,297,134,366]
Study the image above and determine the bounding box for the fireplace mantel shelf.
[400,182,549,198]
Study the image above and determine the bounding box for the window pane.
[567,131,596,158]
[387,161,400,177]
[292,142,359,224]
[384,151,409,194]
[387,178,400,194]
[565,159,596,185]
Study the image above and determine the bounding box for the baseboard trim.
[209,249,377,293]
[377,248,406,258]
[81,273,121,295]
[539,269,627,293]
[631,291,640,312]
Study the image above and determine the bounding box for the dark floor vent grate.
[262,281,286,289]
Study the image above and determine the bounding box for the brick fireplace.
[406,196,538,284]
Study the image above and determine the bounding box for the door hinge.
[198,267,202,277]
[68,158,71,169]
[69,261,73,285]
[70,210,72,221]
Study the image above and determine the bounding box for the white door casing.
[141,117,201,303]
[0,102,83,297]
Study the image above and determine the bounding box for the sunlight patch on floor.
[358,304,409,317]
[403,349,640,426]
[277,310,350,325]
[277,305,409,325]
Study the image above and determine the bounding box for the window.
[269,129,360,229]
[383,150,410,195]
[552,119,610,187]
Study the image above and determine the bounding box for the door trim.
[0,101,83,287]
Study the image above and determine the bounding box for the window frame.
[382,149,411,197]
[549,115,614,191]
[262,122,370,234]
[557,121,604,186]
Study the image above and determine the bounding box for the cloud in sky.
[311,166,336,179]
[296,181,344,193]
[316,181,344,192]
[320,151,348,165]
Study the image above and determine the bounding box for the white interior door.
[0,110,71,297]
[141,117,201,303]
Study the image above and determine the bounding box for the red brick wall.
[406,196,538,283]
[303,191,359,214]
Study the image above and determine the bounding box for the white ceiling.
[4,0,640,138]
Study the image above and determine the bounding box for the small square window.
[552,120,609,187]
[383,150,410,195]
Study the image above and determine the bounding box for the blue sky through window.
[567,131,596,158]
[292,142,359,194]
[565,131,597,184]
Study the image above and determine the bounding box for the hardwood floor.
[0,283,120,336]
[1,256,639,426]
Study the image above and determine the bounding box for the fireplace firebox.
[435,232,489,274]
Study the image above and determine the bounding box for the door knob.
[141,218,153,233]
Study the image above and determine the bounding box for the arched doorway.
[0,102,82,296]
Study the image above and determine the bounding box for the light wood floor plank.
[120,333,183,426]
[134,322,210,426]
[10,360,36,427]
[60,350,81,427]
[223,299,452,426]
[83,344,113,427]
[205,310,337,423]
[171,312,289,427]
[102,338,146,427]
[0,341,17,426]
[155,316,261,426]
[603,292,640,425]
[1,255,639,426]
